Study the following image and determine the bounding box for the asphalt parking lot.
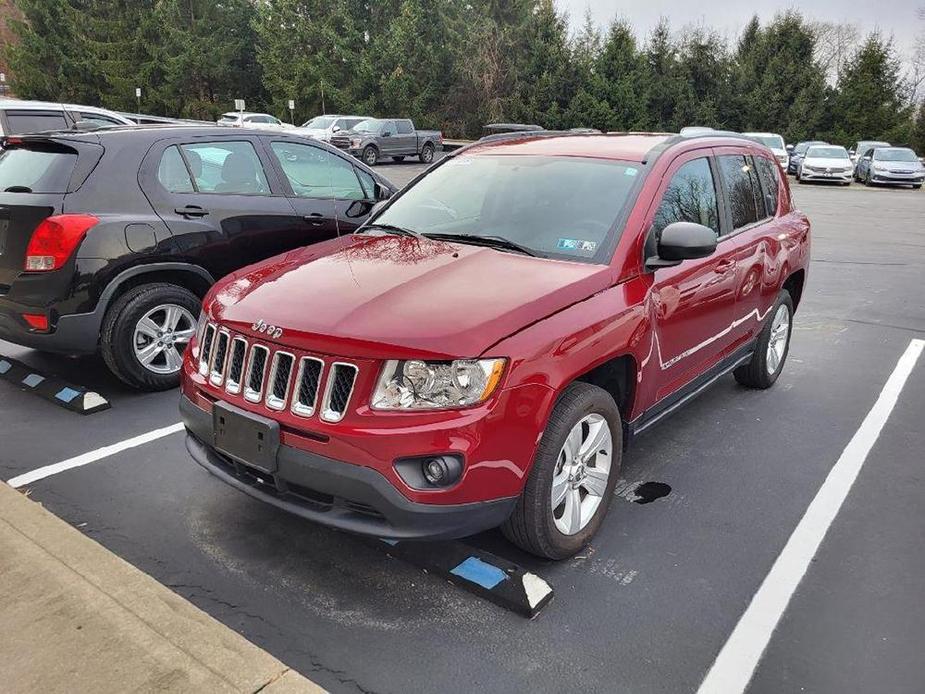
[2,158,924,693]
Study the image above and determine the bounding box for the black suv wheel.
[503,382,623,559]
[101,283,200,391]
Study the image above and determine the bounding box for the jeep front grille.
[292,357,323,417]
[321,363,357,422]
[244,345,270,403]
[198,323,359,422]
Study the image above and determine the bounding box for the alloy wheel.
[766,303,791,375]
[133,303,196,375]
[550,413,614,536]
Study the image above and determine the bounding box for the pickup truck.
[181,131,810,559]
[330,118,443,166]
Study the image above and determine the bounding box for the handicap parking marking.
[697,338,925,694]
[7,422,185,489]
[0,354,110,415]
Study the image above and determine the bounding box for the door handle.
[175,205,209,218]
[303,213,325,227]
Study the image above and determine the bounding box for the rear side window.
[652,158,720,236]
[3,110,70,135]
[269,142,364,200]
[718,155,762,230]
[754,157,781,216]
[0,145,78,193]
[178,141,270,195]
[396,120,413,134]
[157,146,194,193]
[79,112,123,127]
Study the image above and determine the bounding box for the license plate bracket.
[213,401,280,473]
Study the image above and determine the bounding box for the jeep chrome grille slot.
[198,324,216,374]
[291,357,324,417]
[321,363,357,422]
[243,345,270,403]
[209,331,230,385]
[265,352,295,411]
[225,337,248,394]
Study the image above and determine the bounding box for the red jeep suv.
[180,132,810,559]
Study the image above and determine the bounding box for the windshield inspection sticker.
[558,238,598,253]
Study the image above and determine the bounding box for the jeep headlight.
[372,359,506,410]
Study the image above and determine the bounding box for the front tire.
[419,143,435,164]
[101,283,200,391]
[502,382,623,560]
[362,145,379,166]
[734,290,794,389]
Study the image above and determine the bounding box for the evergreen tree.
[829,34,912,144]
[640,20,683,131]
[593,20,645,131]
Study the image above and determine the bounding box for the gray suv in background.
[331,118,443,165]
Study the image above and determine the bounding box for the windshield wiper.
[423,232,538,257]
[359,223,424,239]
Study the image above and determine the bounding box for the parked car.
[855,146,924,188]
[787,140,827,175]
[330,118,443,165]
[848,139,890,171]
[117,112,215,126]
[217,112,292,130]
[742,132,789,168]
[0,126,395,389]
[296,115,370,143]
[795,144,853,185]
[181,131,810,559]
[0,99,135,135]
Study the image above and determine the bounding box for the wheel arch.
[98,262,215,318]
[573,353,638,423]
[782,268,806,310]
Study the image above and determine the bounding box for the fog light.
[423,458,450,485]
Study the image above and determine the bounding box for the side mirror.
[647,222,717,270]
[381,131,392,138]
[786,144,794,152]
[332,125,341,133]
[848,150,855,156]
[862,155,871,161]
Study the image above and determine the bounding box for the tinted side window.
[270,142,364,200]
[157,146,194,193]
[79,112,123,126]
[718,155,761,230]
[4,110,70,134]
[652,158,720,236]
[179,141,270,195]
[755,157,780,216]
[355,167,376,199]
[396,120,413,134]
[381,121,396,135]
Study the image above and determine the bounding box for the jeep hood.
[209,234,612,359]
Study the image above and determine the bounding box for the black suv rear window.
[4,110,70,135]
[0,145,78,193]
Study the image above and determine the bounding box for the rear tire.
[734,290,794,390]
[101,283,200,391]
[362,145,378,166]
[419,143,435,164]
[502,382,623,560]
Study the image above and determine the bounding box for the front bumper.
[181,394,518,540]
[869,171,924,185]
[800,169,852,183]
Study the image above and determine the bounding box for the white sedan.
[216,112,292,130]
[796,145,853,185]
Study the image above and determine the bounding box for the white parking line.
[7,422,185,489]
[697,337,924,694]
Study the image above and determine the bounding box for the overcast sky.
[556,1,923,66]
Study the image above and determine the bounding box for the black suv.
[0,126,394,389]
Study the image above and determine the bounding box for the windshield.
[806,146,848,159]
[353,120,380,133]
[219,114,239,123]
[874,148,918,162]
[795,141,824,154]
[857,141,889,152]
[0,145,78,193]
[747,134,785,150]
[373,155,642,263]
[302,116,335,129]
